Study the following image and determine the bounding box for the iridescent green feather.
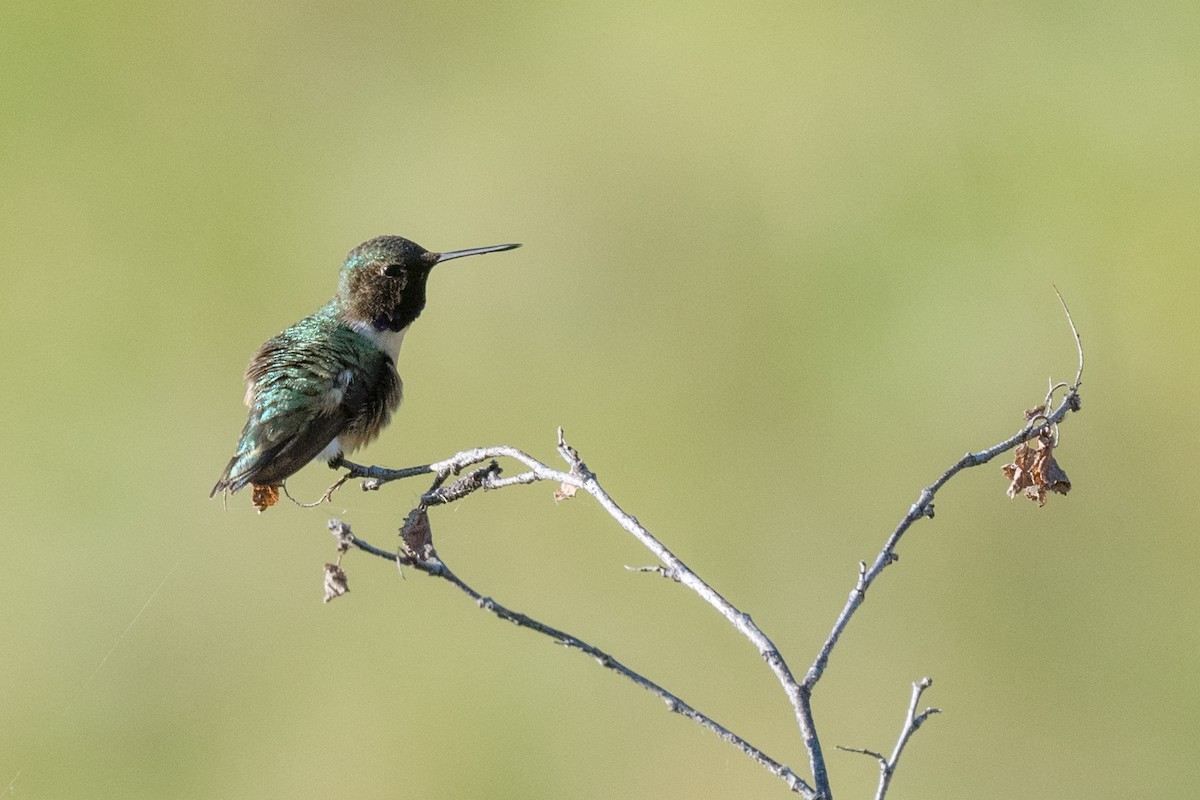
[211,306,401,496]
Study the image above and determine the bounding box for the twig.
[339,445,582,493]
[625,565,680,581]
[804,391,1077,694]
[880,678,940,798]
[1053,284,1084,390]
[835,745,886,766]
[320,292,1083,798]
[805,294,1084,695]
[837,678,940,800]
[328,520,816,798]
[335,431,830,794]
[282,474,351,508]
[551,429,831,795]
[327,388,1080,799]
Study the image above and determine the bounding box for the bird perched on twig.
[211,235,520,510]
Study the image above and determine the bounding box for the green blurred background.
[3,2,1197,798]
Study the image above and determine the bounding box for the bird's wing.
[211,319,400,496]
[212,318,350,495]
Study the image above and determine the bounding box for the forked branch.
[327,518,814,797]
[316,291,1084,799]
[837,678,941,800]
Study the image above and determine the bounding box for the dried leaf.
[1032,451,1071,505]
[1003,443,1038,499]
[554,482,578,502]
[400,508,436,562]
[323,563,349,602]
[1002,427,1071,507]
[252,483,279,512]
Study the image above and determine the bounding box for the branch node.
[625,564,680,581]
[913,708,942,728]
[557,426,593,480]
[910,498,934,520]
[328,518,355,552]
[423,461,503,506]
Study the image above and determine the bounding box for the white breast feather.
[347,320,409,363]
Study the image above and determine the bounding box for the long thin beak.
[435,242,521,264]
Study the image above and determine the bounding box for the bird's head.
[336,235,519,332]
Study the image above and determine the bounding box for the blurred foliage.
[3,2,1199,798]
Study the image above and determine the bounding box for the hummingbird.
[211,235,520,510]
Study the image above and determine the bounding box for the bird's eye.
[382,263,403,278]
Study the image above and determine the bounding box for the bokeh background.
[3,3,1197,798]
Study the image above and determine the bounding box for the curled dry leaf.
[554,481,578,502]
[1036,443,1072,499]
[1002,427,1072,507]
[323,563,350,602]
[251,483,280,512]
[400,507,436,562]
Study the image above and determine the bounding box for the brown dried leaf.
[1003,443,1038,499]
[400,507,436,562]
[1002,427,1071,507]
[323,563,349,603]
[1033,451,1071,503]
[252,483,279,512]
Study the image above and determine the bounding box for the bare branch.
[835,745,887,766]
[315,294,1084,799]
[331,433,831,793]
[839,677,941,800]
[804,391,1078,693]
[340,444,582,493]
[420,461,504,506]
[1053,284,1084,391]
[327,520,816,798]
[326,383,1080,798]
[553,428,831,795]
